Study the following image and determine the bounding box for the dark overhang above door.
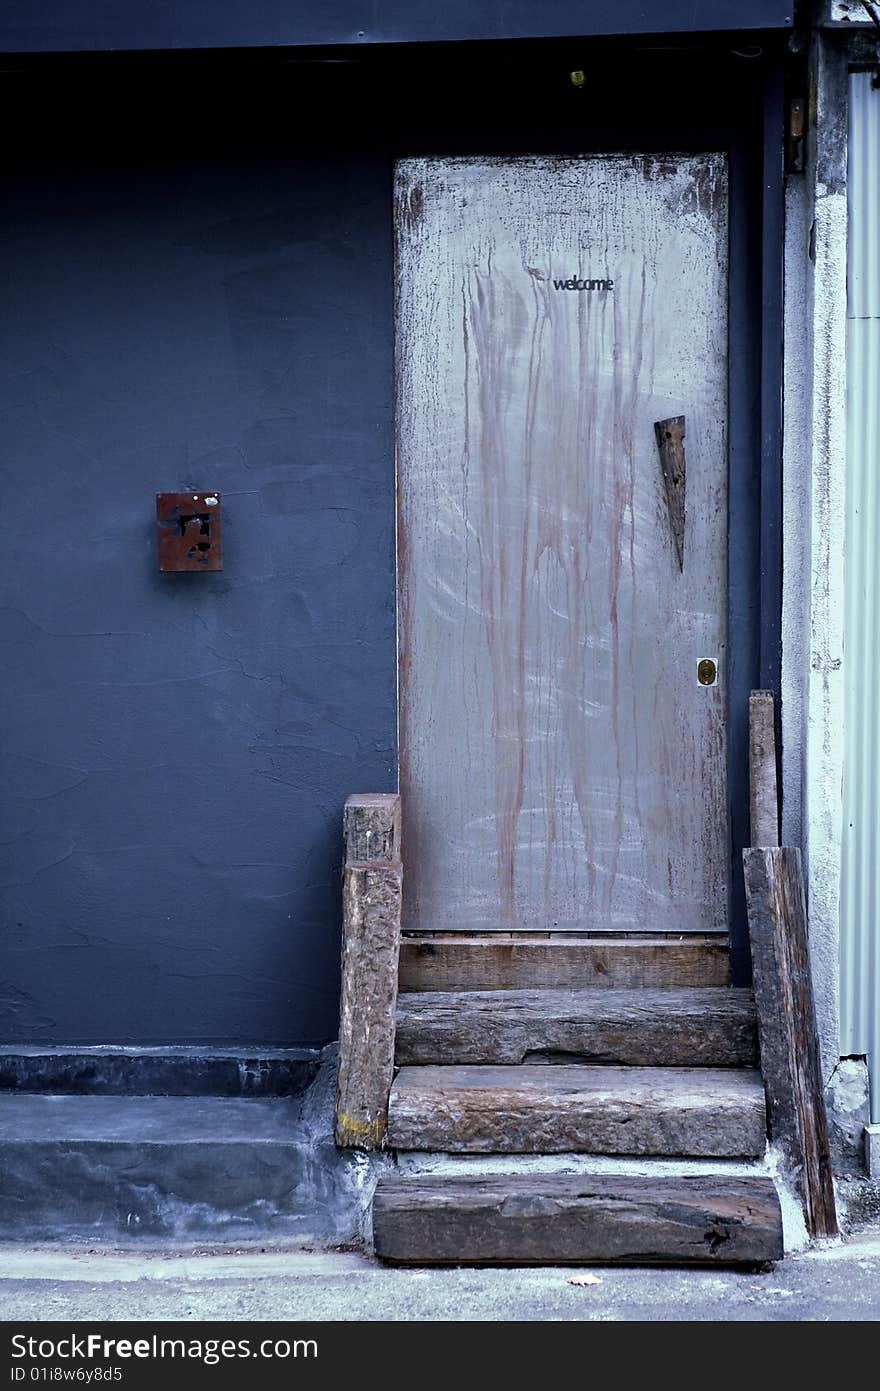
[0,1,794,56]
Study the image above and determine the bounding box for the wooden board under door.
[395,155,729,933]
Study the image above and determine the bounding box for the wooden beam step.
[387,1065,767,1157]
[399,936,731,992]
[372,1173,784,1266]
[395,987,757,1067]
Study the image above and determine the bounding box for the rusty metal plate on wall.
[156,492,222,571]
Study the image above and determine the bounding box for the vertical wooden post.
[744,688,837,1238]
[743,847,838,1238]
[335,793,402,1151]
[749,690,780,848]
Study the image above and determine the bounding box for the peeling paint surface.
[396,156,729,933]
[0,159,396,1045]
[784,40,849,1090]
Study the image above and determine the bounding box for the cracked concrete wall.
[0,156,396,1046]
[781,34,848,1090]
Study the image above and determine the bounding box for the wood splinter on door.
[654,415,686,572]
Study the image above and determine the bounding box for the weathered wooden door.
[395,155,728,934]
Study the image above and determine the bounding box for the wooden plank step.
[399,936,731,992]
[387,1065,767,1157]
[372,1173,783,1266]
[395,987,757,1067]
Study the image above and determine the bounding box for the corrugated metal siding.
[842,71,880,1122]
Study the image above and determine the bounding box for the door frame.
[389,42,785,986]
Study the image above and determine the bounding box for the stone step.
[372,1172,783,1266]
[395,987,757,1067]
[398,935,731,992]
[387,1065,767,1157]
[0,1091,358,1243]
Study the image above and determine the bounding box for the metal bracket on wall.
[654,415,686,572]
[156,492,222,571]
[786,96,806,174]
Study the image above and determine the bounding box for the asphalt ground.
[1,1231,880,1322]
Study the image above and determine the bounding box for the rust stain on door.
[395,155,729,933]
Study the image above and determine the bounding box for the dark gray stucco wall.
[0,1,794,54]
[0,156,396,1045]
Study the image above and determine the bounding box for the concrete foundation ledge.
[866,1124,880,1179]
[836,1175,880,1231]
[0,1044,389,1246]
[0,1045,321,1098]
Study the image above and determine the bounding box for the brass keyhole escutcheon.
[697,658,718,686]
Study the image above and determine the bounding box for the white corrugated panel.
[842,71,880,1122]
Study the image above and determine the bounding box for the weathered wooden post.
[334,793,402,1150]
[742,691,838,1238]
[748,690,780,849]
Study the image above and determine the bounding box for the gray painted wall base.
[0,1045,388,1245]
[0,1047,320,1098]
